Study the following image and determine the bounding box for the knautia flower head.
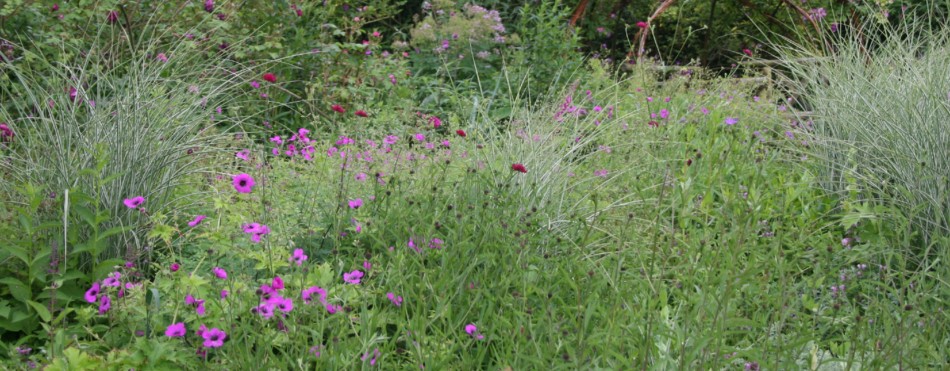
[511,163,527,173]
[232,173,256,193]
[204,0,214,13]
[348,198,363,209]
[212,267,228,280]
[262,73,277,83]
[170,262,180,272]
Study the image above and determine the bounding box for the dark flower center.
[238,180,246,186]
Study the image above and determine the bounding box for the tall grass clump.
[0,27,253,258]
[774,15,950,246]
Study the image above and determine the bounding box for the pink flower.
[325,303,342,314]
[107,10,119,24]
[355,110,369,117]
[84,282,100,303]
[413,133,425,142]
[511,163,527,173]
[156,53,168,63]
[348,198,363,209]
[220,290,229,299]
[430,116,442,128]
[636,21,648,28]
[170,262,180,272]
[275,297,294,313]
[263,73,277,83]
[123,196,144,209]
[724,117,739,125]
[232,173,255,193]
[102,271,121,287]
[252,303,276,319]
[343,270,363,284]
[98,295,111,314]
[202,328,226,348]
[386,292,403,307]
[236,149,250,161]
[250,80,260,89]
[272,276,285,290]
[742,48,753,57]
[302,286,327,305]
[464,324,484,340]
[188,215,207,227]
[363,260,372,271]
[331,104,346,113]
[290,249,308,266]
[212,267,228,280]
[165,322,186,337]
[456,129,466,137]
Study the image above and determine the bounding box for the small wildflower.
[262,73,277,83]
[331,104,346,113]
[123,196,145,209]
[165,322,186,337]
[232,173,256,193]
[188,215,207,227]
[290,248,308,266]
[343,270,364,284]
[202,328,226,348]
[170,263,180,272]
[387,292,403,307]
[212,267,228,280]
[511,163,527,173]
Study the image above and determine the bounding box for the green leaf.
[27,300,52,322]
[0,277,31,301]
[97,225,133,241]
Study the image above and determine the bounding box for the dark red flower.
[354,110,368,117]
[742,48,753,57]
[262,73,277,83]
[107,10,119,24]
[636,21,648,29]
[686,158,692,166]
[52,4,59,12]
[331,104,346,114]
[456,129,466,137]
[511,163,527,173]
[648,120,659,128]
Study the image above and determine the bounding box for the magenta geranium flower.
[102,271,121,287]
[236,149,250,161]
[386,292,403,307]
[202,328,226,348]
[165,322,186,337]
[188,215,206,227]
[98,295,111,314]
[123,196,145,209]
[302,286,327,305]
[212,267,228,280]
[84,282,100,303]
[343,270,363,284]
[290,248,308,266]
[220,290,228,299]
[232,173,256,193]
[272,275,285,290]
[348,198,363,209]
[252,303,276,319]
[275,297,294,313]
[465,323,484,340]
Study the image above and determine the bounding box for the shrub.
[775,15,950,244]
[0,27,250,257]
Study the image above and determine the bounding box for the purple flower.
[724,117,739,125]
[290,248,308,266]
[252,303,276,319]
[188,215,207,227]
[213,267,228,280]
[85,282,100,303]
[98,295,111,314]
[232,173,256,193]
[348,198,363,209]
[123,196,145,209]
[464,323,484,340]
[165,322,186,337]
[204,0,215,13]
[236,149,250,161]
[276,297,294,313]
[387,292,403,307]
[202,328,226,348]
[102,271,121,287]
[343,270,364,284]
[170,262,180,272]
[302,286,327,305]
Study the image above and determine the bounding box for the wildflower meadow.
[0,0,948,369]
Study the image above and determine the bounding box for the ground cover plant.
[1,1,948,370]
